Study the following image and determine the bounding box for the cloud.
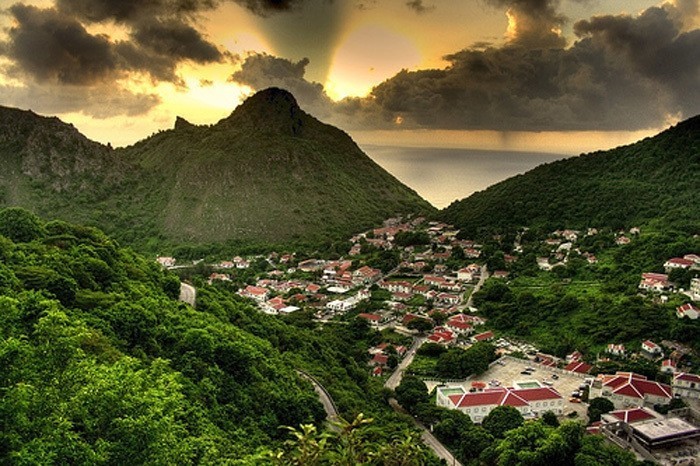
[0,82,160,118]
[2,4,119,85]
[485,0,567,48]
[233,0,305,16]
[405,1,435,14]
[326,0,698,132]
[229,52,333,117]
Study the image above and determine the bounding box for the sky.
[0,0,698,153]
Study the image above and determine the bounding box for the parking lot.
[426,355,591,420]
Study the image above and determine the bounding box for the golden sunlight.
[325,24,421,100]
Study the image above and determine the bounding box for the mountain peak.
[174,116,194,130]
[224,87,305,136]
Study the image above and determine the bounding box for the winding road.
[297,370,340,431]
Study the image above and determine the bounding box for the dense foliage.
[441,115,700,237]
[473,230,700,356]
[0,210,434,464]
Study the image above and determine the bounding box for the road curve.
[179,282,196,306]
[297,370,340,430]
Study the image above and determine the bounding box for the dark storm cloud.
[130,19,222,62]
[230,53,333,116]
[406,1,435,14]
[2,4,118,85]
[324,0,699,132]
[234,0,305,16]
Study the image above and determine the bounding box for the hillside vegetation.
[441,116,700,237]
[0,208,440,464]
[0,89,432,252]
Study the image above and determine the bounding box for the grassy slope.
[441,115,700,236]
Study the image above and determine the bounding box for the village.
[158,218,700,464]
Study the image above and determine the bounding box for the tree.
[407,318,433,334]
[542,410,560,427]
[0,208,45,243]
[587,397,614,423]
[482,406,524,438]
[395,375,429,413]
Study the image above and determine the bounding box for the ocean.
[361,145,570,209]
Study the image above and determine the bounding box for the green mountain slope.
[441,116,700,236]
[0,89,432,250]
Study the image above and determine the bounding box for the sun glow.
[325,24,421,100]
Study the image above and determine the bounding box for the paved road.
[179,282,196,306]
[297,371,340,430]
[419,425,463,466]
[385,337,425,390]
[466,265,489,309]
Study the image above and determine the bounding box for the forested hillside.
[0,89,432,253]
[441,116,700,237]
[0,208,437,465]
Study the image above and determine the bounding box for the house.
[638,273,670,292]
[208,273,231,283]
[473,331,494,342]
[446,318,473,334]
[349,244,362,256]
[676,303,699,320]
[298,259,325,272]
[156,256,176,267]
[264,296,287,313]
[218,260,234,269]
[664,257,695,271]
[326,299,355,313]
[672,373,700,400]
[381,280,413,294]
[589,372,672,409]
[606,344,626,357]
[684,253,700,265]
[370,353,389,367]
[615,235,631,245]
[601,407,658,425]
[436,386,564,423]
[492,270,509,279]
[240,285,269,302]
[660,359,676,374]
[641,340,662,358]
[457,264,481,282]
[427,327,455,345]
[353,266,382,285]
[436,292,461,306]
[357,313,383,326]
[233,256,250,269]
[564,361,592,374]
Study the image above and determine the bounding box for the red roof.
[474,331,494,341]
[244,285,268,296]
[564,361,593,374]
[372,354,389,365]
[358,313,381,322]
[600,372,672,400]
[515,387,563,402]
[675,372,700,383]
[448,320,472,330]
[666,257,695,267]
[608,408,656,424]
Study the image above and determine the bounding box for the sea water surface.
[362,145,570,209]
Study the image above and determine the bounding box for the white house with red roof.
[357,313,383,326]
[664,257,695,271]
[606,343,626,357]
[436,292,461,306]
[446,314,475,334]
[638,273,670,292]
[641,340,662,357]
[676,303,699,320]
[436,385,563,423]
[673,373,700,400]
[352,266,382,285]
[566,350,583,363]
[427,327,456,345]
[660,359,677,374]
[240,285,269,302]
[691,278,700,300]
[589,372,672,409]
